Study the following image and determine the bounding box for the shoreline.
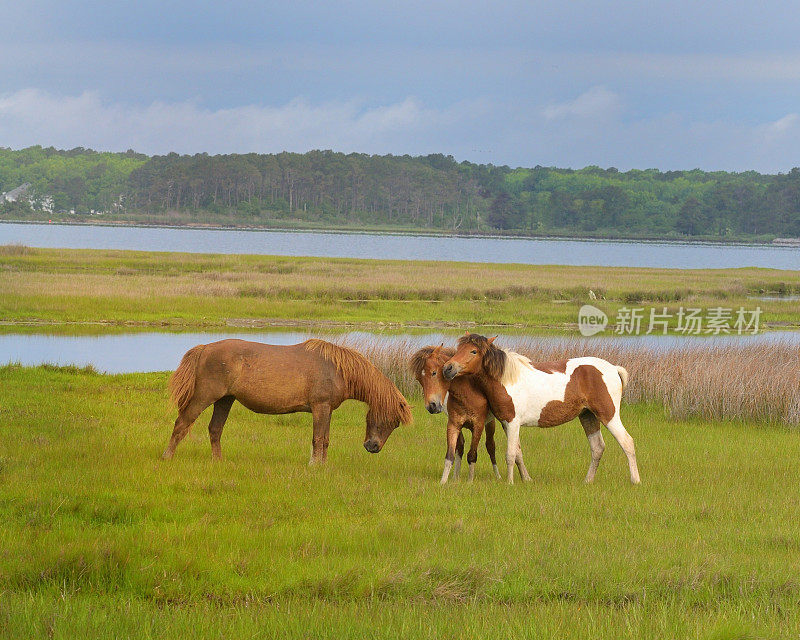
[0,217,785,248]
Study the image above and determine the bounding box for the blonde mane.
[499,349,535,386]
[304,339,413,424]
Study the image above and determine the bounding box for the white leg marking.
[440,458,454,485]
[492,463,501,479]
[605,415,640,484]
[504,421,521,485]
[468,462,476,482]
[515,443,531,481]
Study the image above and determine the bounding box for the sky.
[1,1,800,171]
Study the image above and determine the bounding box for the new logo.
[578,305,608,336]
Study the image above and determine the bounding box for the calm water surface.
[1,330,797,374]
[1,222,798,269]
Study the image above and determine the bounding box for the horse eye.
[471,350,477,354]
[431,371,437,377]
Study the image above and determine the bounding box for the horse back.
[510,356,622,427]
[197,340,346,413]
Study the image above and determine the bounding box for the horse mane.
[304,339,413,424]
[409,345,455,377]
[499,350,535,386]
[457,333,507,380]
[456,334,534,386]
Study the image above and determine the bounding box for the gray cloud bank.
[3,1,800,171]
[2,88,799,172]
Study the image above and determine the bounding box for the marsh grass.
[0,242,35,255]
[336,336,800,426]
[1,248,798,329]
[2,365,800,637]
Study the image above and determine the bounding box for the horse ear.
[431,344,441,356]
[464,330,470,336]
[487,336,497,344]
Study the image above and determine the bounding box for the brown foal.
[411,345,530,483]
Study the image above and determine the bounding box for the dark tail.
[168,345,205,411]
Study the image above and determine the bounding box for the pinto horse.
[163,338,412,462]
[442,334,640,485]
[410,345,530,483]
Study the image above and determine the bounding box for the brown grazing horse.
[442,334,639,484]
[410,345,530,483]
[164,338,413,462]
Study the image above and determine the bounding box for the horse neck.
[495,350,535,387]
[445,375,472,399]
[341,365,396,417]
[472,373,516,423]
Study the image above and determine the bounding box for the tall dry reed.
[0,243,34,255]
[333,336,800,426]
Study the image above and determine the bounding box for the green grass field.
[1,246,799,331]
[2,364,799,638]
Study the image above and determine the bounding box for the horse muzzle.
[364,439,382,454]
[426,400,444,414]
[442,362,460,381]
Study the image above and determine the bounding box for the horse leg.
[441,421,460,484]
[309,403,332,465]
[466,422,485,482]
[485,420,501,479]
[208,396,235,460]
[502,420,523,485]
[515,441,531,482]
[602,414,640,484]
[501,421,531,483]
[162,397,209,460]
[453,431,465,480]
[578,409,605,483]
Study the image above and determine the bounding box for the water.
[1,330,797,374]
[1,222,798,269]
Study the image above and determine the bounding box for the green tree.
[676,197,707,235]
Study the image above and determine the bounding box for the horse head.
[363,398,412,453]
[442,333,505,381]
[410,344,455,414]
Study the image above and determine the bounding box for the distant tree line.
[2,146,799,238]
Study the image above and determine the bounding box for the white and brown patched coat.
[441,334,639,485]
[498,352,639,485]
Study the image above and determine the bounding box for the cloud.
[0,89,488,156]
[543,87,622,121]
[761,113,800,141]
[521,101,800,172]
[2,88,800,173]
